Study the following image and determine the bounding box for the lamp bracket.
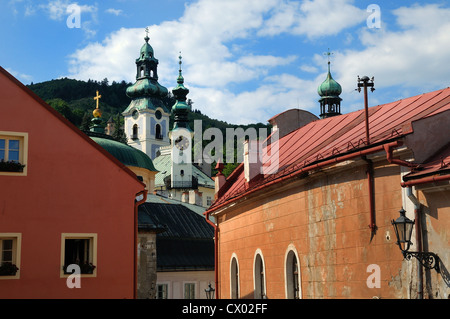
[403,251,440,273]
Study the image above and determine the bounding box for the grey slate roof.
[138,201,214,271]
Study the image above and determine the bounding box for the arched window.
[132,124,138,140]
[140,67,145,77]
[155,124,162,139]
[285,249,300,299]
[230,255,239,299]
[254,250,266,299]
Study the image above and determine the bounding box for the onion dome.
[318,62,342,97]
[171,54,191,131]
[91,136,157,172]
[123,34,169,114]
[318,61,342,119]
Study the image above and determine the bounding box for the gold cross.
[94,90,101,109]
[324,48,333,63]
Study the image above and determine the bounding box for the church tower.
[318,60,342,119]
[169,54,194,189]
[123,31,171,159]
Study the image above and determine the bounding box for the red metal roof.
[208,87,450,212]
[403,143,450,181]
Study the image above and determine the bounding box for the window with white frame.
[286,250,300,299]
[0,233,21,279]
[230,256,239,299]
[254,251,266,299]
[157,284,168,299]
[184,283,196,299]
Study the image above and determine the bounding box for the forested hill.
[27,77,271,176]
[26,77,270,135]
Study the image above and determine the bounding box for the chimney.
[214,160,226,199]
[189,190,203,206]
[268,109,318,139]
[244,139,261,183]
[181,191,189,203]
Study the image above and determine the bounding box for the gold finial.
[93,90,102,118]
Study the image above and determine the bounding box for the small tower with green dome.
[318,54,342,119]
[169,53,194,189]
[123,29,171,160]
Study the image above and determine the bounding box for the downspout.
[362,156,377,237]
[384,142,424,299]
[406,186,423,299]
[134,189,148,299]
[205,210,219,299]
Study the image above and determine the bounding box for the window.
[157,284,168,299]
[132,124,139,140]
[184,283,195,299]
[0,234,21,279]
[254,250,266,299]
[0,132,28,175]
[61,233,97,277]
[286,249,301,299]
[155,124,162,139]
[206,196,212,206]
[230,255,239,299]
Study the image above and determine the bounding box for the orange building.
[0,67,146,298]
[207,83,450,299]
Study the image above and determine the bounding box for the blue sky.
[2,0,450,124]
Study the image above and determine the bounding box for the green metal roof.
[318,62,342,98]
[153,152,214,188]
[91,136,157,172]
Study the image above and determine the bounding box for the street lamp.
[205,283,215,299]
[391,208,440,272]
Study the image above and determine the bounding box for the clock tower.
[122,32,171,159]
[169,54,194,189]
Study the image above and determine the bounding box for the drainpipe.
[134,189,148,299]
[362,157,377,236]
[401,174,450,187]
[406,186,423,299]
[205,210,219,299]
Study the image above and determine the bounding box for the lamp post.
[205,283,215,299]
[357,76,375,145]
[391,208,440,273]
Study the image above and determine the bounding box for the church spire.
[171,53,191,131]
[91,90,105,133]
[125,30,168,105]
[318,49,342,119]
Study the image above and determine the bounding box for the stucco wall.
[216,161,414,299]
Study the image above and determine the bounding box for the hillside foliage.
[27,77,271,176]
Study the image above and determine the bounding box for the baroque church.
[121,34,214,208]
[87,33,216,299]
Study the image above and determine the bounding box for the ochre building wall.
[216,161,409,299]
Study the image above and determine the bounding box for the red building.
[0,67,146,298]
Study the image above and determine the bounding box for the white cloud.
[67,1,450,124]
[258,0,366,38]
[106,8,123,16]
[6,67,33,83]
[331,3,450,110]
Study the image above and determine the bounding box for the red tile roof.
[208,87,450,213]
